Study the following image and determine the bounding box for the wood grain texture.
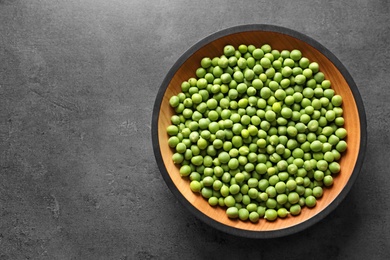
[155,27,363,236]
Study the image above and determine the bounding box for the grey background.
[0,0,389,259]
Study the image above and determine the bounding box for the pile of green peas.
[167,43,347,223]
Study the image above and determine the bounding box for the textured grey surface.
[0,0,389,259]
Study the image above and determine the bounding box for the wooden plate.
[152,24,367,238]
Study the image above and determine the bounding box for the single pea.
[237,208,249,221]
[281,67,293,78]
[166,125,179,136]
[264,209,278,221]
[313,186,323,198]
[329,161,341,174]
[200,57,212,68]
[286,179,297,191]
[314,170,325,181]
[172,152,184,164]
[290,204,301,216]
[226,207,239,218]
[190,180,202,193]
[249,211,260,223]
[244,69,255,81]
[208,196,218,206]
[247,178,259,188]
[224,45,235,57]
[220,184,230,197]
[290,49,302,61]
[264,110,276,122]
[197,138,208,150]
[237,57,247,69]
[323,151,335,162]
[309,62,319,73]
[259,192,268,202]
[283,58,295,68]
[297,56,309,68]
[175,142,187,153]
[266,198,277,209]
[218,151,230,164]
[273,59,282,70]
[335,128,347,139]
[277,208,289,218]
[306,78,320,90]
[260,44,271,53]
[220,73,232,84]
[265,67,276,79]
[333,107,344,117]
[276,193,288,205]
[201,175,214,187]
[260,57,271,69]
[310,140,323,152]
[280,49,290,58]
[305,195,317,208]
[229,184,241,195]
[228,158,239,169]
[169,95,180,108]
[275,181,286,194]
[168,136,180,148]
[266,186,277,198]
[336,140,347,152]
[295,74,306,85]
[288,192,300,204]
[191,155,203,166]
[332,95,343,107]
[334,117,345,126]
[320,126,333,137]
[286,126,298,138]
[179,165,191,177]
[299,114,310,124]
[307,120,318,132]
[224,195,236,207]
[252,48,264,59]
[320,173,333,186]
[237,44,247,54]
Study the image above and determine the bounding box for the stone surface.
[0,0,389,259]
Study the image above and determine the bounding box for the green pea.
[166,125,179,136]
[190,180,202,192]
[238,208,250,221]
[309,140,322,153]
[336,140,347,152]
[257,206,266,218]
[172,153,184,164]
[227,158,238,170]
[332,95,343,106]
[264,209,278,221]
[288,204,301,216]
[169,95,180,108]
[266,186,277,198]
[335,128,347,139]
[277,208,289,218]
[226,207,239,219]
[290,49,302,61]
[314,72,325,83]
[179,165,191,177]
[249,211,260,223]
[313,186,323,198]
[305,195,316,208]
[295,74,306,85]
[229,184,240,195]
[168,136,180,148]
[329,161,341,174]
